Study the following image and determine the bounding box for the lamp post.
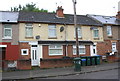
[72,0,79,57]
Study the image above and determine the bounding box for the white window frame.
[107,26,112,36]
[93,28,99,38]
[74,27,82,38]
[73,45,86,55]
[49,45,63,55]
[3,24,12,39]
[25,23,33,37]
[21,49,29,55]
[48,25,56,38]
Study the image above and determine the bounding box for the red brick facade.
[17,42,31,70]
[42,45,91,59]
[19,42,31,60]
[97,40,119,62]
[40,44,91,68]
[97,41,112,56]
[40,59,73,68]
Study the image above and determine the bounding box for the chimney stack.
[116,1,120,19]
[56,6,64,18]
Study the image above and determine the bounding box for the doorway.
[31,45,39,66]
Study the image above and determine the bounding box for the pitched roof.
[18,11,102,26]
[0,11,19,23]
[87,14,118,25]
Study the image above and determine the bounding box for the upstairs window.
[75,27,82,38]
[48,25,56,38]
[93,28,99,38]
[25,23,33,37]
[107,26,112,36]
[4,24,12,39]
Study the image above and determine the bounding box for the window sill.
[25,37,34,39]
[48,37,57,39]
[107,36,113,38]
[74,37,82,39]
[73,53,86,55]
[49,54,63,56]
[2,37,12,40]
[93,37,99,40]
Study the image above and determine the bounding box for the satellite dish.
[60,26,64,32]
[36,35,40,39]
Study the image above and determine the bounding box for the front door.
[90,44,97,56]
[31,47,38,66]
[112,42,117,52]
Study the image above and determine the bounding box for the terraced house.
[0,11,19,70]
[116,8,120,60]
[87,14,120,62]
[1,6,119,70]
[18,6,103,69]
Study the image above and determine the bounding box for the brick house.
[18,6,103,69]
[0,11,19,70]
[116,6,120,60]
[88,14,120,62]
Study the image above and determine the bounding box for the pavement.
[1,62,120,80]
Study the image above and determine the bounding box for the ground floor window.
[73,45,86,55]
[49,45,63,55]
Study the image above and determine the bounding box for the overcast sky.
[0,0,120,16]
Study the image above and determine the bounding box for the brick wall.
[17,42,31,70]
[19,42,31,60]
[17,60,31,70]
[97,41,112,56]
[107,56,118,62]
[40,59,73,68]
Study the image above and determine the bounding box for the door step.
[32,66,40,70]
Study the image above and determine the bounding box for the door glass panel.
[35,50,37,60]
[32,50,34,60]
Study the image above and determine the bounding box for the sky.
[0,0,120,16]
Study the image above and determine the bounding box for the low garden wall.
[40,57,74,68]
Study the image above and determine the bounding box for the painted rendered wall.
[1,24,19,45]
[19,23,103,42]
[19,23,66,41]
[67,25,103,42]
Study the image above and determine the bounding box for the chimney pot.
[56,6,64,18]
[116,11,120,19]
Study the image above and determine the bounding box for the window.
[49,45,63,55]
[107,26,112,36]
[48,25,56,37]
[75,27,82,38]
[93,28,99,38]
[4,24,12,39]
[25,23,33,37]
[73,45,86,55]
[21,49,29,55]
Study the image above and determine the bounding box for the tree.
[11,2,48,12]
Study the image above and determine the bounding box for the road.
[38,68,119,79]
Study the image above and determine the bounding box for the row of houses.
[0,6,120,70]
